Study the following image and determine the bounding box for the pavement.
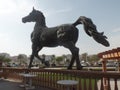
[0,79,22,90]
[0,78,51,90]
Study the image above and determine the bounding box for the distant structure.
[98,47,120,72]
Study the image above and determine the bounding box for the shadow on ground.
[0,79,51,90]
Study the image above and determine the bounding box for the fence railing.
[0,67,120,90]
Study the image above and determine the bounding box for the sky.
[0,0,120,56]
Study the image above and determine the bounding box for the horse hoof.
[67,67,72,70]
[77,66,83,70]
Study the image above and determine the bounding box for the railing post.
[88,78,92,90]
[102,60,108,90]
[84,78,87,90]
[100,78,104,90]
[3,68,8,79]
[114,78,118,90]
[94,78,98,90]
[107,78,111,90]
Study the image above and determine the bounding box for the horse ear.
[33,7,35,11]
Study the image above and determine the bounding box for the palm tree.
[17,54,27,66]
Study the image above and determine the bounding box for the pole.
[102,60,108,90]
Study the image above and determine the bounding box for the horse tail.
[73,16,110,47]
[72,16,97,36]
[72,17,82,27]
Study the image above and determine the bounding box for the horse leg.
[63,42,82,70]
[68,55,75,69]
[34,46,44,62]
[28,44,37,69]
[74,48,82,70]
[34,47,50,67]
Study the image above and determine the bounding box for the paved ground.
[0,79,51,90]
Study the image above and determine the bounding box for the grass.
[35,72,98,90]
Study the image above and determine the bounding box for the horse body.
[22,8,109,69]
[35,24,78,47]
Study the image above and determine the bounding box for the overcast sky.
[0,0,120,56]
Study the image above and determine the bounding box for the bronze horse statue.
[22,8,109,70]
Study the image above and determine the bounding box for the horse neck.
[35,21,47,29]
[35,15,46,27]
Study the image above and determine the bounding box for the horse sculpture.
[22,8,110,70]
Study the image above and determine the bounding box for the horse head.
[22,7,45,24]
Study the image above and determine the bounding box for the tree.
[18,54,27,66]
[3,58,11,63]
[0,56,5,61]
[89,54,100,62]
[0,56,4,67]
[0,55,11,67]
[62,54,67,64]
[55,56,64,65]
[51,55,56,66]
[51,55,56,63]
[81,53,88,62]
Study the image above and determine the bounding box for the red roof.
[98,47,120,60]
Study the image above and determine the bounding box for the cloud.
[44,8,72,17]
[112,27,120,33]
[109,35,120,48]
[0,0,34,15]
[55,8,72,13]
[0,0,16,14]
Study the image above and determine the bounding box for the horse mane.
[36,10,46,26]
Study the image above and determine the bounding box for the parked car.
[106,63,116,67]
[81,61,90,67]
